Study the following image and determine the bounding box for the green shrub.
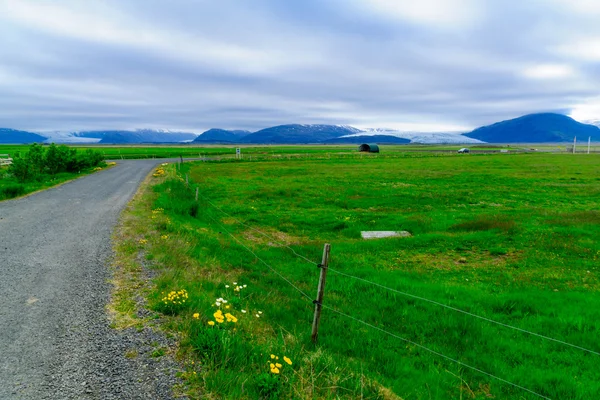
[9,143,105,182]
[9,157,36,182]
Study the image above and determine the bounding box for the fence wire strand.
[183,172,589,399]
[199,193,320,266]
[204,212,313,301]
[200,200,551,399]
[320,303,552,400]
[326,267,600,357]
[194,179,599,357]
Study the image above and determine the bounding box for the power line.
[326,267,600,357]
[320,303,551,400]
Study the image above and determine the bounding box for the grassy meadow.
[0,143,571,162]
[114,151,600,399]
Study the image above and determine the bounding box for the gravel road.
[0,160,183,399]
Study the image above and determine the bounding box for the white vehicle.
[457,148,470,153]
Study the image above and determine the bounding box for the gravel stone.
[0,160,186,399]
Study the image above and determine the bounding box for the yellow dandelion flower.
[275,363,282,368]
[283,356,292,365]
[270,354,275,359]
[270,363,275,369]
[192,313,200,319]
[208,321,215,326]
[271,367,280,374]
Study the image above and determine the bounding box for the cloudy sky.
[0,0,599,133]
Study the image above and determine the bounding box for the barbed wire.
[319,303,552,400]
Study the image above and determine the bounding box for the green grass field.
[115,152,599,399]
[0,143,569,161]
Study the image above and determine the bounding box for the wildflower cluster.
[227,281,248,292]
[153,168,165,177]
[93,166,103,171]
[138,238,148,245]
[211,309,238,325]
[161,235,169,240]
[267,354,293,374]
[162,289,188,305]
[215,297,228,307]
[152,208,164,214]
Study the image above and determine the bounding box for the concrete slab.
[361,231,412,239]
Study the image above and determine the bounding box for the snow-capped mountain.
[34,129,201,144]
[40,131,102,144]
[343,128,484,144]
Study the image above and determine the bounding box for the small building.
[358,143,379,153]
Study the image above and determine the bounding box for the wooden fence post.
[311,243,331,343]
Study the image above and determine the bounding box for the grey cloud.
[0,0,599,133]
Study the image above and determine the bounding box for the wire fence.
[177,168,598,399]
[200,197,551,399]
[194,181,599,358]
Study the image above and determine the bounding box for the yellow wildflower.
[192,313,200,319]
[270,354,275,359]
[208,321,215,326]
[270,367,280,374]
[275,363,282,368]
[283,356,292,365]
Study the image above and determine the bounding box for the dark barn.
[358,143,380,153]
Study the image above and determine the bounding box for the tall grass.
[129,154,600,399]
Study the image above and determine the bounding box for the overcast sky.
[0,0,599,133]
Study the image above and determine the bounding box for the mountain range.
[1,113,599,144]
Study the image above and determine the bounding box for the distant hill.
[242,124,361,144]
[0,128,47,144]
[193,128,252,143]
[465,113,600,143]
[95,130,198,144]
[323,135,411,144]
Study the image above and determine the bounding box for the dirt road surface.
[0,160,182,399]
